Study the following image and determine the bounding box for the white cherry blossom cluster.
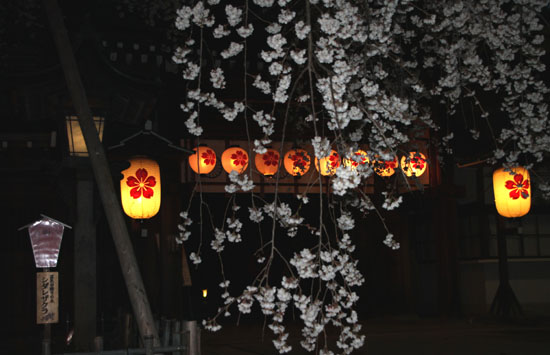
[224,170,254,193]
[176,211,192,244]
[383,233,400,250]
[412,0,550,165]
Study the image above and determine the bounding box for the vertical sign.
[36,272,59,324]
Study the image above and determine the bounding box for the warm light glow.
[221,146,249,174]
[283,149,311,176]
[400,152,427,177]
[255,148,280,176]
[189,145,217,174]
[65,115,104,157]
[493,166,531,218]
[315,150,341,176]
[120,157,161,219]
[343,150,369,171]
[202,289,208,298]
[374,156,398,177]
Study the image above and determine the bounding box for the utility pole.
[43,0,160,346]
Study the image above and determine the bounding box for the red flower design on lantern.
[505,173,530,200]
[291,151,309,170]
[231,150,248,166]
[411,156,425,170]
[263,151,279,166]
[201,149,216,165]
[384,159,397,170]
[328,152,340,169]
[126,168,156,199]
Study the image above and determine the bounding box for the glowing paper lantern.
[343,150,369,171]
[400,152,427,177]
[493,167,531,218]
[374,156,398,177]
[315,150,341,176]
[188,145,217,174]
[121,157,161,219]
[255,148,280,176]
[284,149,311,176]
[221,146,249,174]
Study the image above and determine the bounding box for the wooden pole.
[490,216,522,317]
[74,176,97,350]
[42,0,159,345]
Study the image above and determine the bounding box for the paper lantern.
[255,148,280,176]
[189,145,217,174]
[400,152,427,177]
[221,146,248,174]
[374,156,398,177]
[343,150,369,171]
[493,167,531,218]
[121,157,161,219]
[284,149,311,176]
[315,150,341,176]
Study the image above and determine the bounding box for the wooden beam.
[42,0,159,345]
[74,177,97,351]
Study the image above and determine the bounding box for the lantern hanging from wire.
[493,166,531,218]
[188,145,217,175]
[284,148,311,176]
[343,149,369,171]
[221,146,249,174]
[255,148,280,176]
[400,152,427,177]
[121,157,161,219]
[315,150,341,176]
[374,156,398,177]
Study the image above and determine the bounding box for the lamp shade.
[189,145,217,174]
[374,156,398,177]
[343,149,369,170]
[493,167,531,218]
[400,152,427,177]
[121,157,161,219]
[221,146,248,174]
[255,148,280,176]
[284,149,311,176]
[315,150,340,176]
[27,217,65,268]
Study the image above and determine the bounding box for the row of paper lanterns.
[116,155,531,221]
[116,149,426,221]
[187,145,429,178]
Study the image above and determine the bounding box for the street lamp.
[65,115,104,157]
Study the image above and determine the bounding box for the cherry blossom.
[172,0,550,353]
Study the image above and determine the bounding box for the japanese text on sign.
[36,272,58,324]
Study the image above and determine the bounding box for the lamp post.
[19,215,71,355]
